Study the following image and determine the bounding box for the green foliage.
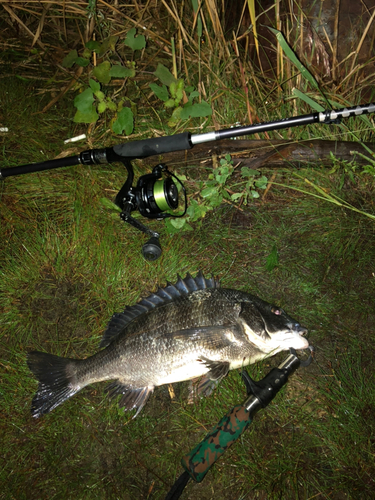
[150,64,212,127]
[153,63,177,86]
[328,152,357,189]
[350,150,375,177]
[109,64,135,78]
[65,36,212,133]
[62,32,143,133]
[165,155,268,234]
[265,244,279,272]
[111,107,133,135]
[124,27,146,51]
[149,83,169,102]
[268,27,320,91]
[92,61,112,84]
[62,49,78,68]
[73,87,99,123]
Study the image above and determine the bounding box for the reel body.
[115,161,186,261]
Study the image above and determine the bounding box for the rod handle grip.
[181,404,252,483]
[111,132,192,159]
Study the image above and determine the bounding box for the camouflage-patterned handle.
[181,404,252,483]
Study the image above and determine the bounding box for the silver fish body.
[27,272,309,418]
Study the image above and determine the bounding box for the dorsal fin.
[100,271,219,348]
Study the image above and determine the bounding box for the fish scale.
[27,271,309,418]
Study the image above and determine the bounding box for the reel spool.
[135,164,180,218]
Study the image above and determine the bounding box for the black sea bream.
[27,272,309,418]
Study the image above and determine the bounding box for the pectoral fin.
[199,357,230,380]
[189,358,230,401]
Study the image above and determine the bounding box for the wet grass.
[1,69,375,500]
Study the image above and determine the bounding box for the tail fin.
[27,351,82,418]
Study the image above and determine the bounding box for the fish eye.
[271,306,282,315]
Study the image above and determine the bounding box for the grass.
[1,2,375,498]
[2,113,374,498]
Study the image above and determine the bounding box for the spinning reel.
[114,160,187,261]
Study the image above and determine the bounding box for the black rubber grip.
[0,155,80,179]
[111,132,192,159]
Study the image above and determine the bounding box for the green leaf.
[180,101,212,119]
[186,200,209,222]
[164,218,192,234]
[165,98,176,108]
[73,107,98,123]
[208,192,223,207]
[255,175,268,189]
[175,88,183,103]
[215,169,231,184]
[231,192,243,201]
[291,88,325,112]
[124,28,146,51]
[62,50,78,68]
[167,107,183,127]
[266,245,279,272]
[107,100,117,112]
[164,218,180,235]
[268,27,320,90]
[169,81,177,97]
[200,186,218,198]
[89,79,101,92]
[241,167,259,177]
[188,90,200,102]
[97,101,107,113]
[74,88,95,112]
[101,197,122,212]
[75,57,90,67]
[170,218,187,229]
[153,63,176,86]
[85,40,101,51]
[94,90,105,100]
[92,61,111,84]
[112,107,134,135]
[109,65,135,78]
[149,83,169,102]
[191,0,202,38]
[98,36,119,55]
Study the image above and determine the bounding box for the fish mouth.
[295,325,308,336]
[288,323,309,349]
[290,332,309,350]
[288,324,309,349]
[265,323,309,351]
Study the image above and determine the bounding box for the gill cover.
[237,301,309,351]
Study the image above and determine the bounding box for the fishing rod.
[1,102,374,260]
[165,346,315,500]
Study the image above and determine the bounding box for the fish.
[27,271,309,418]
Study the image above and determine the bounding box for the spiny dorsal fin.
[100,271,219,348]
